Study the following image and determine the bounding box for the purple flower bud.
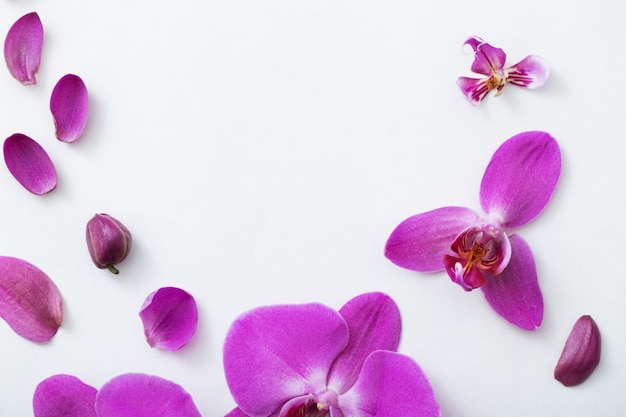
[554,315,601,386]
[86,214,132,274]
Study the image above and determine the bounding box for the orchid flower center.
[443,224,511,291]
[282,390,339,417]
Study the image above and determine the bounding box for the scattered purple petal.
[554,315,601,386]
[139,287,198,351]
[86,214,132,274]
[4,133,58,195]
[95,373,202,417]
[33,374,97,417]
[50,74,89,143]
[0,256,63,342]
[4,12,43,85]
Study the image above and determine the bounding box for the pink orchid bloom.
[457,36,549,105]
[223,292,440,417]
[385,131,561,330]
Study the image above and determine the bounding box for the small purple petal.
[464,36,506,76]
[385,206,482,272]
[139,287,198,352]
[479,131,561,228]
[95,373,201,417]
[507,55,549,89]
[554,315,601,386]
[340,351,440,417]
[223,303,349,417]
[50,74,89,143]
[456,76,490,105]
[4,12,42,85]
[4,133,58,195]
[0,256,63,342]
[225,408,250,417]
[33,374,97,417]
[481,235,543,330]
[327,292,401,393]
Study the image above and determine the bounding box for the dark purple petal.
[85,214,132,274]
[507,55,549,89]
[385,206,482,272]
[0,256,63,342]
[139,287,198,352]
[554,315,601,386]
[327,293,401,393]
[479,131,561,228]
[33,374,97,417]
[481,235,543,330]
[4,12,42,85]
[457,76,491,105]
[50,74,89,143]
[223,303,349,417]
[340,351,439,417]
[95,373,201,417]
[4,133,57,195]
[464,36,506,76]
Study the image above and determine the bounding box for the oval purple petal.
[33,374,97,417]
[554,315,601,386]
[479,131,561,228]
[4,12,42,85]
[95,373,201,417]
[4,133,58,195]
[0,256,63,342]
[50,74,89,143]
[139,287,198,351]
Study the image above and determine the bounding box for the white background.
[1,0,625,416]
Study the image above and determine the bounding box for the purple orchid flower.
[385,131,561,330]
[457,36,549,105]
[223,292,440,417]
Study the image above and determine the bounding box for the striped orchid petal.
[4,12,43,85]
[3,133,58,195]
[50,74,89,143]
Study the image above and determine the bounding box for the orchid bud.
[554,315,601,386]
[86,214,132,274]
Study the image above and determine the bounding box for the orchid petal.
[50,74,89,143]
[327,292,401,393]
[554,315,601,386]
[0,256,63,342]
[385,206,482,272]
[456,76,491,105]
[4,12,42,85]
[4,133,58,195]
[479,131,561,227]
[226,408,252,417]
[507,55,549,89]
[464,36,506,76]
[340,351,439,417]
[139,287,198,352]
[33,374,97,417]
[95,373,201,417]
[481,235,543,330]
[223,303,349,417]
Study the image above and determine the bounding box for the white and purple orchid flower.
[223,292,440,417]
[385,131,561,330]
[457,36,549,105]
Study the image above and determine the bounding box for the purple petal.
[33,374,97,417]
[4,12,42,85]
[464,36,506,76]
[95,373,201,417]
[481,235,543,330]
[139,287,198,352]
[554,315,601,386]
[0,256,63,342]
[479,131,561,227]
[385,206,482,272]
[340,351,439,417]
[225,408,250,417]
[50,74,89,143]
[457,76,491,105]
[4,133,58,195]
[327,293,401,393]
[223,303,349,417]
[507,55,549,89]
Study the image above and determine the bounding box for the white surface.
[1,0,625,416]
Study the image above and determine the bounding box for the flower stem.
[106,264,119,274]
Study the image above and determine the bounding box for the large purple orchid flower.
[223,292,440,417]
[457,36,549,105]
[385,131,561,330]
